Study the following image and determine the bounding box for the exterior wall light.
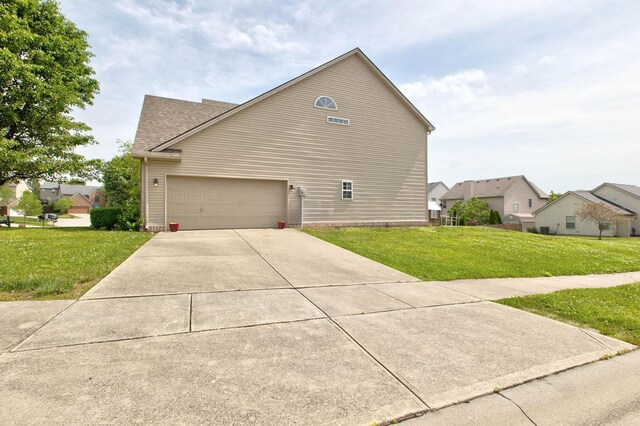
[153,178,159,187]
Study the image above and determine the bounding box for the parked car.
[38,213,58,221]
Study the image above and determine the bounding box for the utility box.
[299,186,307,197]
[540,226,549,235]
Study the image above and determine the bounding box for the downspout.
[143,157,149,230]
[425,130,431,223]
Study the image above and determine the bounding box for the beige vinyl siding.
[504,178,546,215]
[592,185,640,233]
[145,54,428,228]
[534,193,618,236]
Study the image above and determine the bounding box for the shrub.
[113,205,143,231]
[527,226,539,234]
[53,197,74,213]
[90,207,123,230]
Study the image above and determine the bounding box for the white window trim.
[314,96,337,110]
[327,116,349,126]
[566,216,576,229]
[341,180,353,200]
[430,210,438,219]
[513,202,520,212]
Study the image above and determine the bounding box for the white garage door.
[167,176,287,230]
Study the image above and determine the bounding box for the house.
[440,175,549,228]
[131,48,435,231]
[0,180,29,216]
[427,181,449,225]
[40,182,106,213]
[534,184,639,237]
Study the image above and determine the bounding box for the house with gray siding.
[132,48,435,231]
[427,181,448,224]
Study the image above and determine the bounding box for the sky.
[58,0,640,193]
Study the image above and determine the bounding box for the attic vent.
[327,116,349,126]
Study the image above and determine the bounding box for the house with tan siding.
[534,184,639,237]
[131,48,435,231]
[440,175,549,227]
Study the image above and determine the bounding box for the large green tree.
[0,0,100,186]
[102,140,140,208]
[15,190,42,219]
[449,197,491,225]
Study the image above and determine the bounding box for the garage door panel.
[167,176,287,230]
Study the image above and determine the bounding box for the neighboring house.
[0,180,29,216]
[427,181,449,225]
[534,184,639,237]
[131,48,435,231]
[39,181,59,204]
[40,182,106,213]
[440,175,549,227]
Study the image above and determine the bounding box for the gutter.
[143,157,149,229]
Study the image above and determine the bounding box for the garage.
[166,176,288,230]
[68,206,91,214]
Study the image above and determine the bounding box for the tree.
[53,197,74,213]
[449,198,490,226]
[0,0,101,186]
[102,140,140,208]
[547,191,562,203]
[15,190,42,220]
[65,178,86,185]
[575,203,626,240]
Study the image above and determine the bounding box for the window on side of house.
[566,216,576,229]
[341,180,353,200]
[315,96,337,110]
[528,198,532,208]
[94,195,100,202]
[431,197,436,202]
[430,210,438,219]
[441,200,447,209]
[513,202,520,212]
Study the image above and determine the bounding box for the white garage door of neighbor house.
[167,176,288,230]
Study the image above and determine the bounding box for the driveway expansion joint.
[9,299,78,353]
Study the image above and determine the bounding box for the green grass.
[4,216,53,227]
[303,226,640,281]
[0,228,152,301]
[498,284,640,345]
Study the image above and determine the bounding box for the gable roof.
[132,48,434,157]
[59,184,101,197]
[69,192,94,207]
[132,96,238,154]
[428,181,449,192]
[593,183,640,200]
[441,175,548,200]
[533,190,635,216]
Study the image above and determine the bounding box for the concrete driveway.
[0,229,636,424]
[55,213,91,227]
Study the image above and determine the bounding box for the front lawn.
[4,216,53,227]
[304,227,640,280]
[498,284,640,345]
[0,228,152,301]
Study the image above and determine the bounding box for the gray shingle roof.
[441,175,548,200]
[572,191,635,215]
[59,184,100,197]
[40,181,59,189]
[132,95,238,154]
[605,183,640,199]
[428,181,448,192]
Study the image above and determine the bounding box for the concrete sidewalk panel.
[401,394,531,425]
[369,282,480,307]
[434,279,530,300]
[192,289,325,331]
[237,229,418,286]
[0,300,74,352]
[83,254,290,298]
[0,320,425,425]
[300,285,410,316]
[502,353,640,425]
[15,295,190,350]
[334,302,634,409]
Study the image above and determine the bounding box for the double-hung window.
[566,216,576,229]
[341,180,353,200]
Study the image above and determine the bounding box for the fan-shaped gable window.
[314,96,337,110]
